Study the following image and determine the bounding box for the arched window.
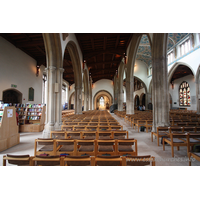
[179,81,190,106]
[100,96,104,106]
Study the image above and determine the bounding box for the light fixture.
[36,65,40,77]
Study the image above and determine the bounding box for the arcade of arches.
[1,33,200,137]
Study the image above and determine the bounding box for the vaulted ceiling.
[0,33,189,85]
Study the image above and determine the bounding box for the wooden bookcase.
[16,104,27,125]
[19,105,46,132]
[0,106,19,152]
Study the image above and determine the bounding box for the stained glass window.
[179,81,190,106]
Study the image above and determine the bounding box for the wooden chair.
[31,155,62,166]
[62,155,94,166]
[96,139,116,156]
[122,155,155,166]
[78,122,89,126]
[61,125,74,131]
[73,125,86,131]
[86,125,98,131]
[97,131,112,139]
[112,130,128,139]
[115,139,137,156]
[162,133,188,157]
[56,139,77,156]
[151,126,169,146]
[76,139,96,156]
[34,138,57,156]
[110,125,123,130]
[3,154,32,166]
[94,155,122,166]
[146,120,153,133]
[188,152,200,166]
[186,133,200,155]
[82,131,97,139]
[98,125,110,131]
[66,131,82,139]
[50,130,66,139]
[135,120,146,132]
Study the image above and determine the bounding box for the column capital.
[48,66,56,71]
[59,68,65,73]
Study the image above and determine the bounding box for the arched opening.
[63,41,83,114]
[93,90,113,110]
[140,93,146,106]
[2,89,22,104]
[134,95,139,109]
[168,63,194,109]
[69,92,75,109]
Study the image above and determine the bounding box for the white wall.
[92,79,114,110]
[123,86,126,102]
[168,48,200,77]
[134,60,148,90]
[169,75,196,110]
[0,36,43,104]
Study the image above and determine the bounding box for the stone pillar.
[89,80,92,110]
[54,68,64,130]
[43,66,56,138]
[84,89,89,111]
[196,72,200,114]
[75,86,82,114]
[152,57,169,131]
[118,62,125,111]
[126,77,134,114]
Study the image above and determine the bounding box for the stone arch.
[168,62,195,84]
[93,90,113,110]
[126,34,143,114]
[66,41,83,114]
[2,88,22,104]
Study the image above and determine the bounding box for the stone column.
[54,68,64,130]
[118,62,125,111]
[126,77,134,114]
[89,80,92,110]
[196,73,200,114]
[43,66,56,138]
[152,56,169,131]
[75,86,82,114]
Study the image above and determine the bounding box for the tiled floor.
[0,113,200,166]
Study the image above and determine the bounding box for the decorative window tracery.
[179,81,190,106]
